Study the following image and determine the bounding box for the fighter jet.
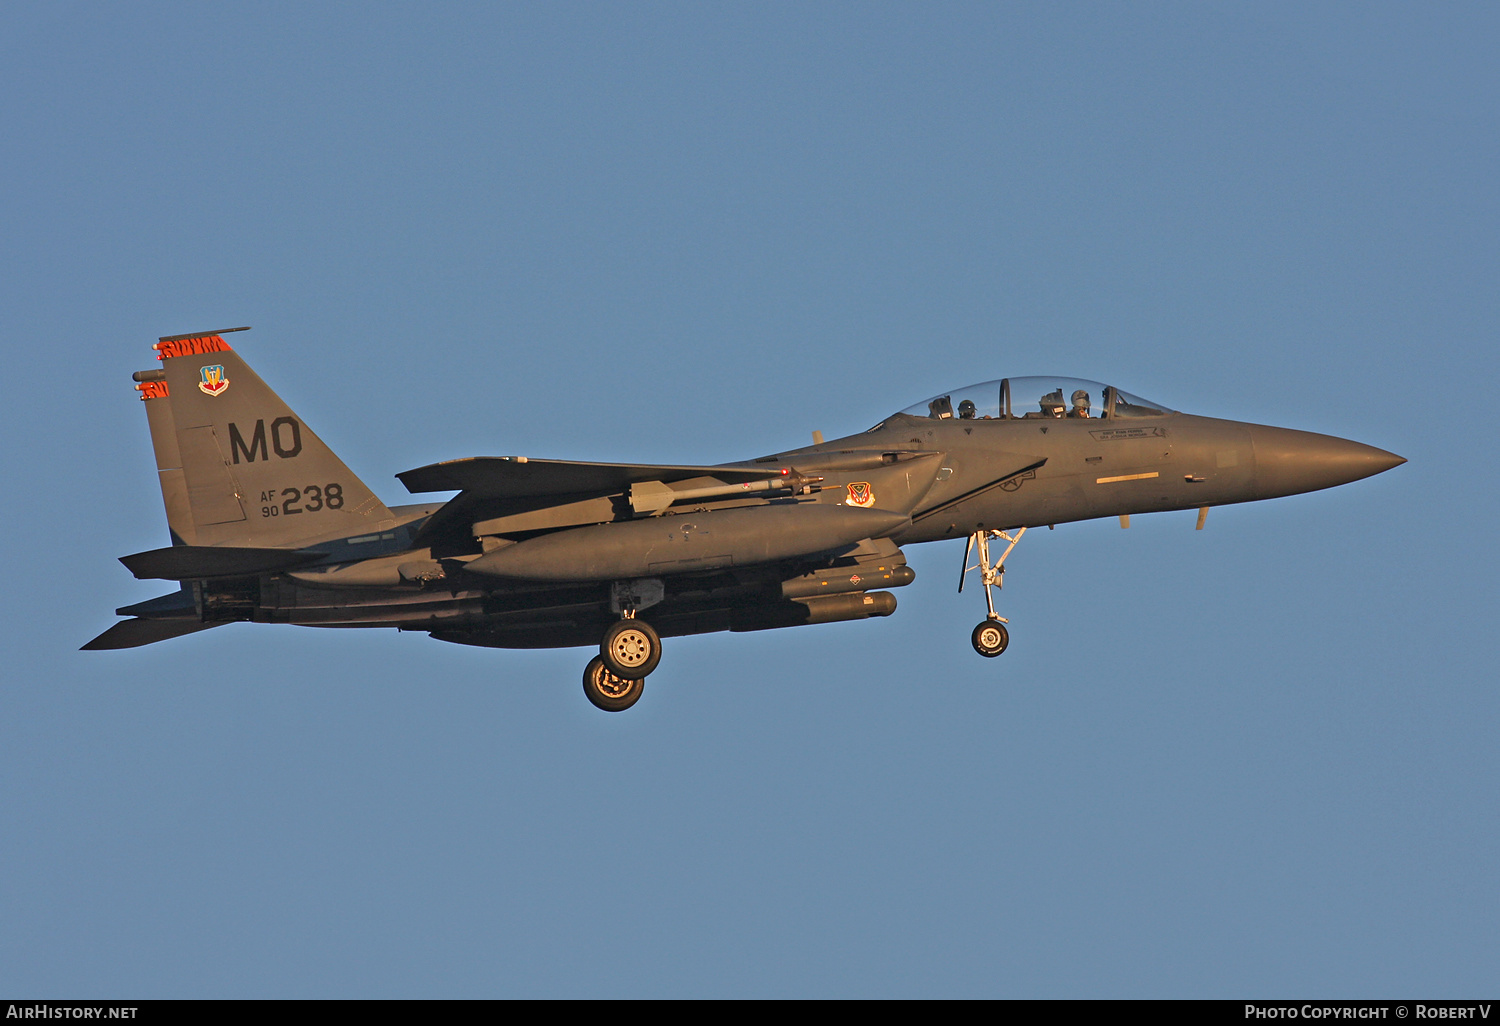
[86,328,1405,711]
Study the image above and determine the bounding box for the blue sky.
[2,2,1495,997]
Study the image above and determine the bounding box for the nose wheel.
[960,527,1025,658]
[971,619,1009,658]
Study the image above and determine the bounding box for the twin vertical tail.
[132,328,393,550]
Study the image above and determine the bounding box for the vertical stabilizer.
[138,330,394,548]
[134,370,196,545]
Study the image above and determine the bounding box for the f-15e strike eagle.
[86,328,1404,711]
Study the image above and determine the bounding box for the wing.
[397,457,797,550]
[396,456,787,498]
[119,545,329,581]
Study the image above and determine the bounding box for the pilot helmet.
[958,399,977,418]
[1071,389,1090,410]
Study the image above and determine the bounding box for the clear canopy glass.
[890,377,1173,423]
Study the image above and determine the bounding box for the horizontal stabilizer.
[81,618,224,650]
[120,545,327,581]
[397,457,788,499]
[117,586,196,618]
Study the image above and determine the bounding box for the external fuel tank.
[464,502,910,582]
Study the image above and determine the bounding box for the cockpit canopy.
[890,377,1173,423]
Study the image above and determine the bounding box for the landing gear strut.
[960,527,1026,658]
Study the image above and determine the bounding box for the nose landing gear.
[960,527,1026,657]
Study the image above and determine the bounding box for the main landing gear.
[585,616,660,712]
[584,579,665,712]
[600,616,661,679]
[583,656,645,712]
[960,527,1026,658]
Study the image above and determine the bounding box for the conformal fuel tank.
[464,502,910,582]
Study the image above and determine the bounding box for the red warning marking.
[153,335,231,360]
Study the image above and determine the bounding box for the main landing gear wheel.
[600,618,661,680]
[583,656,644,712]
[971,619,1010,658]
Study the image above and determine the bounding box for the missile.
[465,502,910,582]
[629,470,822,515]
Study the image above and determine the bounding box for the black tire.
[971,619,1009,658]
[583,656,645,712]
[600,618,662,679]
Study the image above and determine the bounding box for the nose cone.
[1251,426,1405,500]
